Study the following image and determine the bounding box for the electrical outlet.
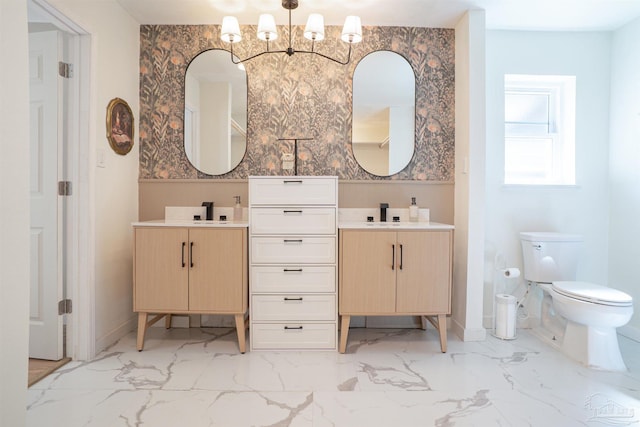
[282,153,294,170]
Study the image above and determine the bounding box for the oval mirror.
[184,49,247,175]
[352,51,415,176]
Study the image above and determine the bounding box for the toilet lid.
[552,281,633,306]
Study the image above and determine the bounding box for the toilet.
[520,232,633,371]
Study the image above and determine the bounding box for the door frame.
[29,0,94,360]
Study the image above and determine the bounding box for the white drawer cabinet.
[251,295,336,321]
[250,208,336,235]
[249,178,337,205]
[251,266,336,293]
[251,237,336,264]
[249,176,338,351]
[251,323,336,350]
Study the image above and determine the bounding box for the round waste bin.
[494,294,517,339]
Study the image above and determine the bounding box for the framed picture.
[106,97,134,155]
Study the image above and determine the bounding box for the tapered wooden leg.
[137,312,148,351]
[437,314,447,353]
[165,314,172,329]
[339,315,351,354]
[420,315,428,330]
[235,313,246,353]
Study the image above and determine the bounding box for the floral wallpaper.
[139,25,454,180]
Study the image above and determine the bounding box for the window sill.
[501,184,580,190]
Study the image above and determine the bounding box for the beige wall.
[139,180,454,224]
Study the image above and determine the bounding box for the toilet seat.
[552,281,633,307]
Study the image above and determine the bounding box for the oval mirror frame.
[352,50,416,176]
[184,49,247,175]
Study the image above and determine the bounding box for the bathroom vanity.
[338,222,454,353]
[132,220,249,352]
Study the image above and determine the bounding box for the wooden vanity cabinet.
[133,226,248,352]
[338,229,453,353]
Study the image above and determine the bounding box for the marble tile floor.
[27,327,640,427]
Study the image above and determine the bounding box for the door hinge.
[58,61,73,78]
[58,181,72,196]
[58,299,72,315]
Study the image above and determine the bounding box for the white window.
[504,74,576,185]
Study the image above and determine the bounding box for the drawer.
[251,237,336,264]
[251,207,336,235]
[249,177,337,205]
[251,295,336,321]
[251,265,335,293]
[251,323,336,350]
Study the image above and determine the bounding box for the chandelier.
[220,0,363,65]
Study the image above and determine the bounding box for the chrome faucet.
[380,203,389,222]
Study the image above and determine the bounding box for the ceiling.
[114,0,640,31]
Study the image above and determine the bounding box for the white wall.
[485,31,612,327]
[452,10,487,341]
[0,0,30,424]
[47,0,140,355]
[608,17,640,338]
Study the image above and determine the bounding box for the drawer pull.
[283,210,303,214]
[284,326,303,330]
[284,239,303,243]
[283,268,303,272]
[284,297,303,301]
[283,180,303,184]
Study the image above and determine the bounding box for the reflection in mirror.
[184,49,247,175]
[352,51,415,176]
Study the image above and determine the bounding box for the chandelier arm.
[228,40,288,64]
[295,44,353,65]
[224,3,356,65]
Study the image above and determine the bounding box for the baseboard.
[451,318,487,341]
[619,324,640,343]
[95,315,137,354]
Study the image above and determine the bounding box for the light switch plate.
[97,149,106,168]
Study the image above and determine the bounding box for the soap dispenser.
[409,197,419,222]
[233,196,242,221]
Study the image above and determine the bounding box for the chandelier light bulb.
[341,16,362,44]
[221,16,242,43]
[304,13,325,41]
[257,14,278,41]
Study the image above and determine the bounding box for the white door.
[29,30,64,361]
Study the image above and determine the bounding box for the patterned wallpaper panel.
[139,25,454,180]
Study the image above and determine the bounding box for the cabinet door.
[134,227,189,312]
[339,231,396,313]
[396,231,451,313]
[188,228,246,312]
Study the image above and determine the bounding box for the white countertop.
[338,221,454,230]
[133,219,249,228]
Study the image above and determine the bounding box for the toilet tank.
[520,232,583,283]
